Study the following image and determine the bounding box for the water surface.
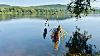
[0,16,100,56]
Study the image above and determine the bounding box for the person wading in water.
[51,25,64,50]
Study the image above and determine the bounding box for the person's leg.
[54,41,58,50]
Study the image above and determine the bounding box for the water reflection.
[65,26,99,56]
[0,14,72,21]
[43,19,49,39]
[0,14,36,21]
[43,28,47,39]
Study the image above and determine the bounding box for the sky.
[0,0,100,7]
[0,0,68,6]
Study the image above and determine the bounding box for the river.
[0,16,100,56]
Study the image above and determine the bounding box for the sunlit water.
[0,16,100,56]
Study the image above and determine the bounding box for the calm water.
[0,16,100,56]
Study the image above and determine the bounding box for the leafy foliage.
[65,27,97,56]
[67,0,96,18]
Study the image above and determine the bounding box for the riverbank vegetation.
[0,4,100,20]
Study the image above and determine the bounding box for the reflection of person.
[43,19,49,39]
[43,28,47,39]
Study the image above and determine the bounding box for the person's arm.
[60,28,64,38]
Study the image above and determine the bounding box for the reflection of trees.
[65,26,98,56]
[0,14,37,21]
[35,9,72,20]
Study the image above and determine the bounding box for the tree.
[67,0,96,19]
